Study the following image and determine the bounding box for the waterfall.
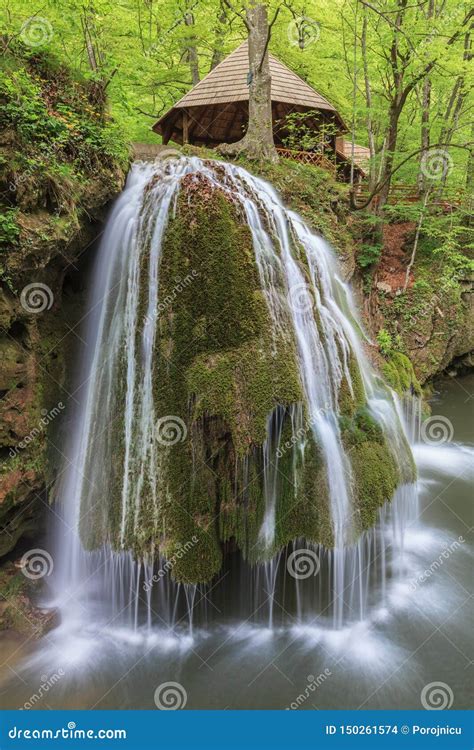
[50,156,417,633]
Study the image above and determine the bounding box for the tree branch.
[350,142,470,210]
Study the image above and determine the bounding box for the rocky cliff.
[0,45,126,563]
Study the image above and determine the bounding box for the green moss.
[350,440,399,531]
[85,171,404,579]
[338,355,366,416]
[188,336,301,454]
[382,351,421,395]
[150,180,305,582]
[145,177,355,581]
[340,407,382,448]
[182,145,356,261]
[275,430,332,550]
[375,226,472,385]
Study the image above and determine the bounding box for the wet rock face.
[368,223,473,384]
[73,164,412,586]
[372,275,473,384]
[0,54,126,561]
[0,216,122,560]
[0,175,128,559]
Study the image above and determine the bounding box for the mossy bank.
[0,44,127,563]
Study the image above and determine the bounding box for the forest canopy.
[1,0,472,192]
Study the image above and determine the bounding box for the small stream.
[1,374,472,710]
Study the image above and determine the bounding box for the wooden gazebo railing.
[356,184,466,206]
[276,148,466,207]
[276,147,336,174]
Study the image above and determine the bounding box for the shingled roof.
[153,41,346,145]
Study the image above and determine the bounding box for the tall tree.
[218,0,279,162]
[183,4,201,85]
[209,1,229,69]
[346,0,472,212]
[417,0,436,195]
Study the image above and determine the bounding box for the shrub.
[377,328,393,356]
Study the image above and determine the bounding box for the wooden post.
[162,123,173,145]
[182,109,189,144]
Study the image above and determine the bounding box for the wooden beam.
[182,109,189,145]
[161,114,176,145]
[162,124,173,145]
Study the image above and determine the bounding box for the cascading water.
[50,156,416,635]
[4,157,472,712]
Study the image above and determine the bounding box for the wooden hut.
[153,41,369,181]
[154,42,343,143]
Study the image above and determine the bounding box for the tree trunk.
[376,100,402,212]
[417,0,435,195]
[184,11,200,86]
[466,120,474,195]
[210,4,227,70]
[404,190,430,291]
[437,29,471,191]
[417,76,431,194]
[361,10,377,190]
[218,1,278,162]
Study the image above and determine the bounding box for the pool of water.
[0,374,472,710]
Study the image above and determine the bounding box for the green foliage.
[0,0,470,189]
[0,44,127,302]
[0,209,20,246]
[0,49,128,172]
[281,110,337,153]
[421,209,474,280]
[376,328,393,356]
[357,243,382,269]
